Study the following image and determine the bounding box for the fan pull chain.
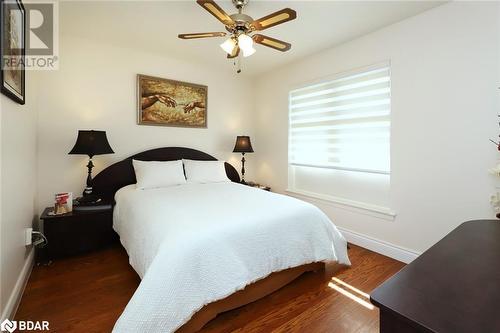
[233,53,242,73]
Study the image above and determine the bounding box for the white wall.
[0,72,39,318]
[36,33,255,210]
[254,1,500,256]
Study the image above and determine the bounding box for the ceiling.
[61,1,444,77]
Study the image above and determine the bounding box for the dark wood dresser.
[370,220,500,333]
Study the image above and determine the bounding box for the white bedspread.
[112,182,350,333]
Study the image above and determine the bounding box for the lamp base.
[75,194,102,206]
[83,186,93,196]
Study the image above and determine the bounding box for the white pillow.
[183,159,230,184]
[132,159,186,190]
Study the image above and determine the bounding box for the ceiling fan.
[178,0,296,72]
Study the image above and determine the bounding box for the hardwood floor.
[15,244,404,332]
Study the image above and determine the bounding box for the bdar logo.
[0,319,17,333]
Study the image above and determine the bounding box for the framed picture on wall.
[137,74,207,128]
[1,0,26,105]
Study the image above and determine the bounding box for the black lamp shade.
[68,130,114,158]
[233,136,254,153]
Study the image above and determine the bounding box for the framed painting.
[1,0,25,105]
[137,74,207,128]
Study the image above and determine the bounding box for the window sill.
[285,188,396,220]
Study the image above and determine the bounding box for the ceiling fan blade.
[178,32,226,39]
[227,46,240,59]
[251,8,296,31]
[196,0,235,26]
[252,34,291,52]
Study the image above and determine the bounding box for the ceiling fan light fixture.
[237,34,253,50]
[220,37,237,55]
[241,46,256,57]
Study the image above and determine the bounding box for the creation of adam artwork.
[137,74,207,128]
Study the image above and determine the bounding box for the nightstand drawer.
[43,211,112,232]
[44,228,115,259]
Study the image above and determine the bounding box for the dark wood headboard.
[92,147,240,199]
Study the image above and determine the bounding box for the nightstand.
[37,203,118,263]
[245,181,271,191]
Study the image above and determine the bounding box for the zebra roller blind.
[289,64,391,174]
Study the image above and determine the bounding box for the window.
[289,64,391,174]
[288,63,392,215]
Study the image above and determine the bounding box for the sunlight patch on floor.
[331,277,370,298]
[328,278,374,310]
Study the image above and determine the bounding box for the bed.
[91,147,350,333]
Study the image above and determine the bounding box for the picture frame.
[1,0,26,105]
[137,74,207,128]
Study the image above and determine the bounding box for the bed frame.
[91,147,327,332]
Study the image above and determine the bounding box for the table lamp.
[232,136,253,184]
[69,130,114,203]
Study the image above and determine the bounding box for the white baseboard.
[1,248,34,321]
[338,227,420,264]
[286,189,396,219]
